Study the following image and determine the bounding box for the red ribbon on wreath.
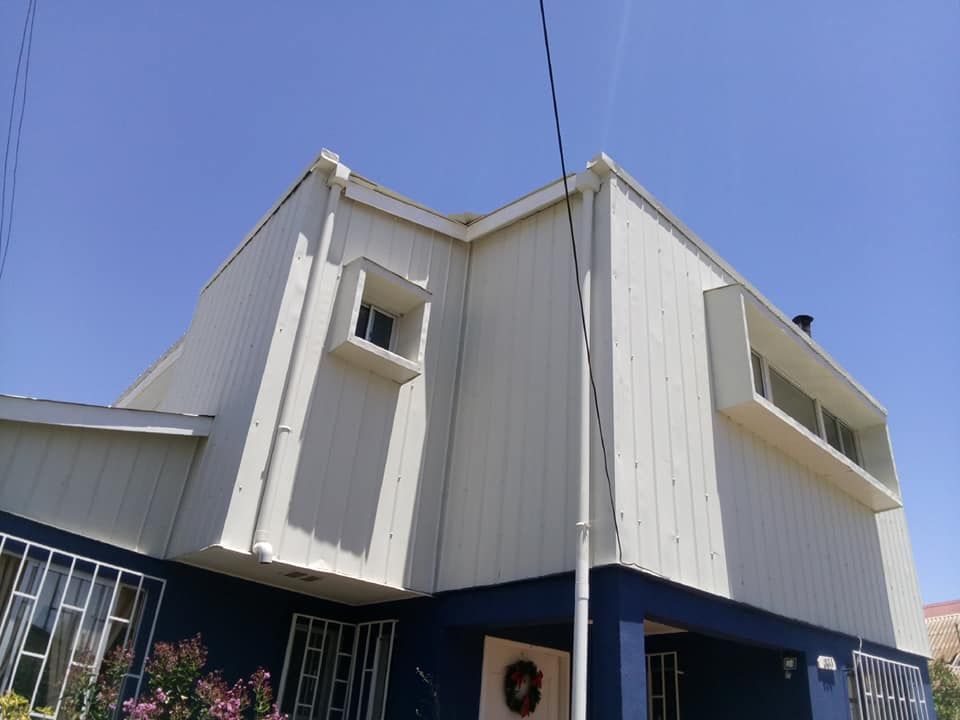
[503,659,543,717]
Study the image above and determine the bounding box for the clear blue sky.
[0,2,956,602]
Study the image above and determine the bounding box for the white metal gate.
[646,651,680,720]
[850,651,930,720]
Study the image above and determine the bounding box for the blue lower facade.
[0,512,935,720]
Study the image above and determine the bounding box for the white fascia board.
[115,338,184,407]
[598,152,887,414]
[463,178,569,241]
[0,395,213,437]
[345,182,467,240]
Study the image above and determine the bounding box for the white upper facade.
[85,148,928,654]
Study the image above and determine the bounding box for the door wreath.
[503,659,543,717]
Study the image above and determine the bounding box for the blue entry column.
[589,569,647,719]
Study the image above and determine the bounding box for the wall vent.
[283,570,323,582]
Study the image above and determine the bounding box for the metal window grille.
[278,615,396,720]
[646,651,680,720]
[0,532,164,719]
[850,650,930,720]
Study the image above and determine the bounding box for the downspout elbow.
[252,539,275,564]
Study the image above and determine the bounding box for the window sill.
[329,335,422,384]
[722,394,901,511]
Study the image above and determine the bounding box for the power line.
[0,0,38,283]
[537,0,624,562]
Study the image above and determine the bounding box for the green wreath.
[503,659,543,717]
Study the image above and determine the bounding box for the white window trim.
[0,532,165,718]
[328,257,431,384]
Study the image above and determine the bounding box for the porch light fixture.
[783,655,798,679]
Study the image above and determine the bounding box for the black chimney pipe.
[792,314,814,336]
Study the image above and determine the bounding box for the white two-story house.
[0,148,932,720]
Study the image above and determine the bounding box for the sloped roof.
[925,601,960,666]
[926,599,960,618]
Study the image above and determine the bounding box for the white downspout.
[251,151,351,564]
[572,168,600,720]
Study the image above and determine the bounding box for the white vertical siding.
[0,420,200,556]
[437,200,582,591]
[607,179,729,595]
[165,173,329,556]
[608,177,929,655]
[241,199,470,592]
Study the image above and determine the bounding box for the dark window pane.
[823,409,842,452]
[18,551,49,594]
[769,368,819,434]
[34,609,81,709]
[355,304,371,339]
[368,310,394,350]
[839,423,860,465]
[113,583,140,620]
[751,352,765,396]
[11,654,41,698]
[0,595,33,688]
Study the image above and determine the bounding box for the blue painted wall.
[0,513,935,720]
[0,512,352,686]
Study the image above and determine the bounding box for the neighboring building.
[0,149,934,719]
[926,600,960,679]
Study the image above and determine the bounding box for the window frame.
[354,303,396,352]
[0,532,164,719]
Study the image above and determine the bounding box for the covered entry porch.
[380,566,933,718]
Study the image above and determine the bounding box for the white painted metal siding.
[164,173,329,556]
[607,177,928,655]
[437,200,583,590]
[0,419,200,555]
[221,197,469,592]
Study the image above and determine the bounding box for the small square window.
[354,304,395,351]
[328,257,431,384]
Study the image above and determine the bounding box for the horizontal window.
[752,350,863,469]
[0,533,164,718]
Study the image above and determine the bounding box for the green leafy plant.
[0,691,52,720]
[932,659,960,720]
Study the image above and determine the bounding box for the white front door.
[477,636,570,720]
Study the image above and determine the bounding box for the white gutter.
[0,394,212,437]
[251,149,351,564]
[571,167,601,720]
